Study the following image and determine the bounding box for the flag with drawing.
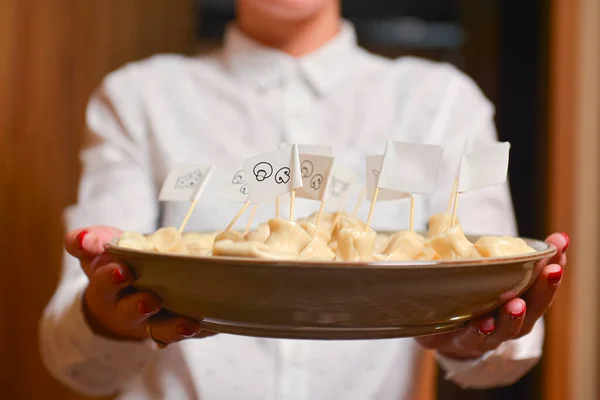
[243,144,303,204]
[159,164,215,202]
[457,141,511,193]
[217,164,249,203]
[326,165,359,210]
[158,164,215,232]
[296,152,335,201]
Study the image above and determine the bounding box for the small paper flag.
[159,164,214,202]
[325,165,359,209]
[457,141,511,193]
[243,145,303,204]
[366,155,410,202]
[217,164,249,203]
[295,153,335,201]
[377,140,444,195]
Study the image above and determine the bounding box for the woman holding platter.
[40,0,569,398]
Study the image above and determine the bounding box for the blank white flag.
[366,155,410,202]
[458,141,511,193]
[243,145,303,204]
[159,164,215,202]
[377,141,443,195]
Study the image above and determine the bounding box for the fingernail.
[137,301,154,315]
[561,233,570,251]
[479,323,495,336]
[510,304,526,319]
[110,268,127,285]
[178,325,199,337]
[548,268,563,285]
[76,231,88,250]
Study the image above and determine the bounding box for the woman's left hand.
[416,232,569,360]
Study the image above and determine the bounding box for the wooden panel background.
[3,1,591,399]
[0,1,195,398]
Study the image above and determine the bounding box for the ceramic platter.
[106,235,555,340]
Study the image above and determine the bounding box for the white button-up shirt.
[40,22,543,400]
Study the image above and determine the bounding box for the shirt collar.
[223,21,360,95]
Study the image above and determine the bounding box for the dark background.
[195,0,548,399]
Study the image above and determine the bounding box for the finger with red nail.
[66,225,216,344]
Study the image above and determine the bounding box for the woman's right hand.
[64,226,212,346]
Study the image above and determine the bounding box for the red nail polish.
[137,301,153,315]
[561,233,570,251]
[548,268,563,285]
[110,269,126,285]
[510,305,526,319]
[479,324,495,335]
[76,231,88,250]
[178,326,197,337]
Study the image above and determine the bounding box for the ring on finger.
[146,323,168,349]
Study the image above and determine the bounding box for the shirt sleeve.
[435,320,544,389]
[39,64,162,396]
[421,63,544,387]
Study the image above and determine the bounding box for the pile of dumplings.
[116,211,535,262]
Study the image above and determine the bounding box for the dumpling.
[117,231,154,251]
[298,222,335,261]
[475,236,535,257]
[335,227,377,262]
[182,232,217,256]
[427,212,460,239]
[382,231,427,261]
[300,211,337,233]
[265,218,313,255]
[329,217,367,253]
[244,230,269,244]
[212,240,296,260]
[415,242,441,261]
[214,230,245,244]
[373,233,390,254]
[429,224,480,260]
[148,227,188,254]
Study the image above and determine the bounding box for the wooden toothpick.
[225,202,250,232]
[243,204,258,236]
[178,199,198,234]
[451,192,460,226]
[409,195,415,232]
[447,177,459,213]
[276,196,280,218]
[289,190,296,221]
[315,200,326,226]
[365,187,379,230]
[177,165,215,234]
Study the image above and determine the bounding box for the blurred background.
[0,0,598,399]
